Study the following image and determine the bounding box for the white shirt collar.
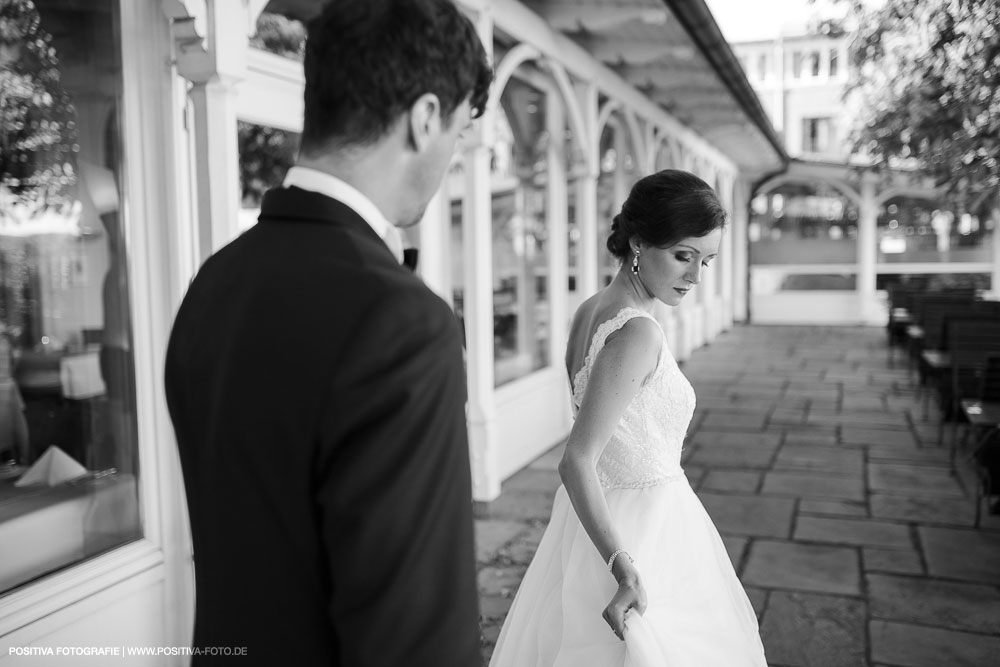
[282,166,404,264]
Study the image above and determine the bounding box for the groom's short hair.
[300,0,492,156]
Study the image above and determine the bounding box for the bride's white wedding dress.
[488,307,767,667]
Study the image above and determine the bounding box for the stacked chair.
[888,281,1000,527]
[886,281,930,367]
[912,292,988,419]
[954,354,1000,527]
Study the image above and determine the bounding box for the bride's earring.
[631,251,640,276]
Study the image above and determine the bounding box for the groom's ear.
[407,93,443,153]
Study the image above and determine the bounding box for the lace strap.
[571,307,662,406]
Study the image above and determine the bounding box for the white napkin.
[15,446,88,487]
[623,609,668,667]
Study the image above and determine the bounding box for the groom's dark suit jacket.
[165,187,479,666]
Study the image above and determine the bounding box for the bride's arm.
[558,316,660,639]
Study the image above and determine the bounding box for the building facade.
[0,0,784,659]
[732,32,1000,324]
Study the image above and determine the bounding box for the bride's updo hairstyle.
[607,169,728,262]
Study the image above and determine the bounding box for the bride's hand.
[603,559,647,641]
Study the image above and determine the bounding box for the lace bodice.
[571,307,696,489]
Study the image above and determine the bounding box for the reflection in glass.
[0,0,140,594]
[493,77,550,387]
[877,196,994,265]
[596,120,636,289]
[749,182,859,266]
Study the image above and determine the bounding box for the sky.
[703,0,848,42]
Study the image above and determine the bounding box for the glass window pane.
[493,77,550,387]
[877,197,994,265]
[238,122,300,231]
[597,121,635,289]
[0,0,140,594]
[749,184,858,265]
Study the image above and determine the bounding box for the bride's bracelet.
[607,549,634,572]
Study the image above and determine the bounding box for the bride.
[488,169,767,666]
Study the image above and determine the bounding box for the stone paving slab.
[786,384,841,398]
[868,462,965,498]
[867,573,1000,634]
[699,469,761,493]
[842,427,917,445]
[769,407,809,424]
[870,619,1000,667]
[687,443,777,469]
[743,540,861,595]
[698,412,768,430]
[761,471,865,500]
[862,547,923,575]
[720,535,747,567]
[919,526,1000,584]
[841,396,889,412]
[866,445,951,465]
[794,515,912,549]
[783,432,839,446]
[682,464,706,488]
[477,325,1000,666]
[759,591,867,667]
[870,493,975,526]
[494,523,546,566]
[773,444,865,475]
[696,396,782,410]
[781,425,842,442]
[698,492,795,539]
[745,586,768,619]
[476,486,557,522]
[689,431,782,447]
[799,499,868,517]
[474,519,526,563]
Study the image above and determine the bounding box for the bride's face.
[636,227,722,307]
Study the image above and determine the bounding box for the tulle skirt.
[488,477,767,667]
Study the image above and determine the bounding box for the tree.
[0,0,77,213]
[831,0,999,203]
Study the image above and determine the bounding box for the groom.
[164,1,492,664]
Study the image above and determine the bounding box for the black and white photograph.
[0,0,998,665]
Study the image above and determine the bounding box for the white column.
[612,125,629,211]
[719,171,735,329]
[731,178,750,322]
[465,140,499,501]
[608,122,629,288]
[548,94,570,372]
[576,83,600,301]
[187,78,241,260]
[172,0,247,262]
[858,171,879,324]
[697,165,717,343]
[417,189,452,304]
[463,8,500,501]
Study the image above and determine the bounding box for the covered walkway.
[476,325,1000,666]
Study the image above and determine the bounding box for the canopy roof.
[264,0,788,174]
